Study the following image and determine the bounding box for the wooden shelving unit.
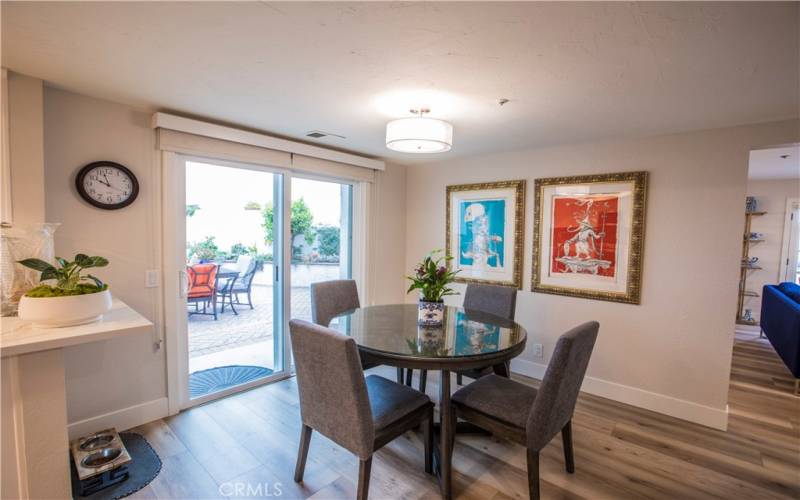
[737,211,766,326]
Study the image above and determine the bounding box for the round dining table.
[331,303,528,499]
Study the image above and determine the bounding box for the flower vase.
[418,300,444,326]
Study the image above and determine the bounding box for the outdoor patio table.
[330,303,528,500]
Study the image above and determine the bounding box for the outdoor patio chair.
[187,263,219,320]
[225,257,258,309]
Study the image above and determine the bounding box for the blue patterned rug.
[189,365,274,398]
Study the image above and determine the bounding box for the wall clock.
[75,161,139,210]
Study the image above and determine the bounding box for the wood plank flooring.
[130,331,799,499]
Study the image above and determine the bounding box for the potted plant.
[406,250,460,326]
[16,254,112,327]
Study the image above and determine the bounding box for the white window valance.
[153,112,382,182]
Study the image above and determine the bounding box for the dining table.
[331,303,528,499]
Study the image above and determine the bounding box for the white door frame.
[162,152,293,413]
[779,197,800,283]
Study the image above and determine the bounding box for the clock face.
[75,161,139,209]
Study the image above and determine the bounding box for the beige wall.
[404,119,800,428]
[43,87,166,425]
[7,71,44,224]
[370,161,407,305]
[745,178,800,322]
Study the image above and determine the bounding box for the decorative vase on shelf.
[418,300,445,326]
[745,196,758,213]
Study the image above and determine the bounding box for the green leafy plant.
[229,242,248,258]
[315,225,340,258]
[406,250,460,303]
[186,204,201,217]
[262,199,317,259]
[188,236,219,262]
[18,254,109,297]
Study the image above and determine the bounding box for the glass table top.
[330,304,527,360]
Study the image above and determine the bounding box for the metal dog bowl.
[81,447,123,468]
[79,433,115,451]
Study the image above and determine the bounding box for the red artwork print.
[550,194,619,277]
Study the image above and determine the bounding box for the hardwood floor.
[130,331,799,499]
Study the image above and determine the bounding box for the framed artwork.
[532,171,647,304]
[446,180,525,288]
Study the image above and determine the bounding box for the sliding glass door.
[289,177,353,324]
[163,155,358,409]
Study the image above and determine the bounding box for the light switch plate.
[145,270,160,288]
[532,343,543,358]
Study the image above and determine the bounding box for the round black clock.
[75,161,139,210]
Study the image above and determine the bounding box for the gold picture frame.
[532,171,647,304]
[446,180,526,289]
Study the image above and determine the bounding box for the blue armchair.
[760,282,800,395]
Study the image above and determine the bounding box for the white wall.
[370,161,407,305]
[745,178,800,322]
[43,87,167,429]
[404,119,800,429]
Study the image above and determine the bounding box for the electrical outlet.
[145,270,160,288]
[532,343,543,358]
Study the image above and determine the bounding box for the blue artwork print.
[459,199,506,269]
[454,312,500,355]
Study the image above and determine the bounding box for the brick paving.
[188,265,340,358]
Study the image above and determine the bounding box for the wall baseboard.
[67,397,169,440]
[510,359,729,431]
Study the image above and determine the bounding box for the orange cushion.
[188,264,218,298]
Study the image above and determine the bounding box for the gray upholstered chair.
[410,283,519,391]
[309,279,360,327]
[449,321,599,500]
[289,319,434,500]
[310,279,383,372]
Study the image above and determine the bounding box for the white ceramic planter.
[418,300,445,326]
[18,289,112,328]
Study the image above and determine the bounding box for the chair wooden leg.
[456,373,463,386]
[357,457,372,500]
[419,369,427,394]
[423,410,433,474]
[527,449,540,500]
[396,368,404,384]
[562,419,575,473]
[294,425,313,482]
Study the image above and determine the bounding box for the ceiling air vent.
[306,130,346,140]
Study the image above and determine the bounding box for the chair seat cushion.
[451,374,537,429]
[366,375,430,430]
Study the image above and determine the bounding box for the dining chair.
[449,321,599,500]
[411,283,518,392]
[310,279,383,372]
[187,264,219,320]
[289,319,434,500]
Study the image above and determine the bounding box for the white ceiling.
[748,144,800,180]
[2,2,798,162]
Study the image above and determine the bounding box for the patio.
[187,264,341,368]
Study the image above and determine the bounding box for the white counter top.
[0,299,153,358]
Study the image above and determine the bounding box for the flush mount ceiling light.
[385,108,453,153]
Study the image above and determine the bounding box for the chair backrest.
[526,321,599,451]
[235,255,253,275]
[187,264,218,297]
[237,258,258,287]
[310,279,360,327]
[289,319,374,459]
[463,283,517,320]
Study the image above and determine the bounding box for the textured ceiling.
[2,1,798,162]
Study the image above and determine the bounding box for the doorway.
[163,154,357,410]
